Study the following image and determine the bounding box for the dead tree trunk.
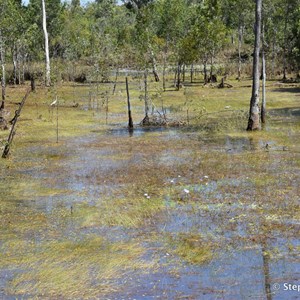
[2,88,31,158]
[176,63,181,90]
[126,77,133,129]
[190,63,194,83]
[112,68,119,95]
[182,64,186,82]
[247,0,262,131]
[31,74,36,92]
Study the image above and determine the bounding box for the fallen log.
[2,87,31,158]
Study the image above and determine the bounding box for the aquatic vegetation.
[166,233,213,265]
[76,195,166,228]
[0,79,299,298]
[1,236,154,298]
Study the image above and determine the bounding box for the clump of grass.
[1,236,154,298]
[78,195,165,228]
[167,233,213,264]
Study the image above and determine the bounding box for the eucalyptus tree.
[286,0,300,76]
[183,1,228,83]
[156,0,190,89]
[293,6,300,73]
[221,0,254,80]
[42,0,51,86]
[26,0,65,83]
[60,2,92,61]
[123,0,162,84]
[254,0,300,79]
[247,0,262,131]
[0,0,23,110]
[84,0,134,83]
[131,3,158,117]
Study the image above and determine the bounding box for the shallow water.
[0,111,299,299]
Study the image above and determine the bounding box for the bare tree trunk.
[190,63,194,83]
[209,54,214,81]
[112,68,119,95]
[150,49,160,82]
[125,77,133,129]
[13,45,17,85]
[162,52,166,91]
[203,58,208,83]
[21,53,27,85]
[271,32,276,79]
[261,21,266,124]
[42,0,51,86]
[17,47,21,85]
[0,31,5,110]
[162,41,168,91]
[144,70,150,117]
[176,62,181,90]
[247,0,262,131]
[238,22,243,80]
[282,1,289,81]
[146,27,159,83]
[182,64,186,82]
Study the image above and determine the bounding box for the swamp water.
[0,112,299,299]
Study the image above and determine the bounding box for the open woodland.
[0,0,300,299]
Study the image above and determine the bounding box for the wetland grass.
[166,233,213,265]
[0,77,299,298]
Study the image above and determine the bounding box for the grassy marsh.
[0,77,299,299]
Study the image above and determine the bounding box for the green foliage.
[1,0,300,81]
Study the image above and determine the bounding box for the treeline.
[0,0,300,87]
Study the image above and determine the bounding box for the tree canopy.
[0,0,299,82]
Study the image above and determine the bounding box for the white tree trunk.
[261,21,266,124]
[0,31,5,110]
[42,0,51,86]
[247,0,262,131]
